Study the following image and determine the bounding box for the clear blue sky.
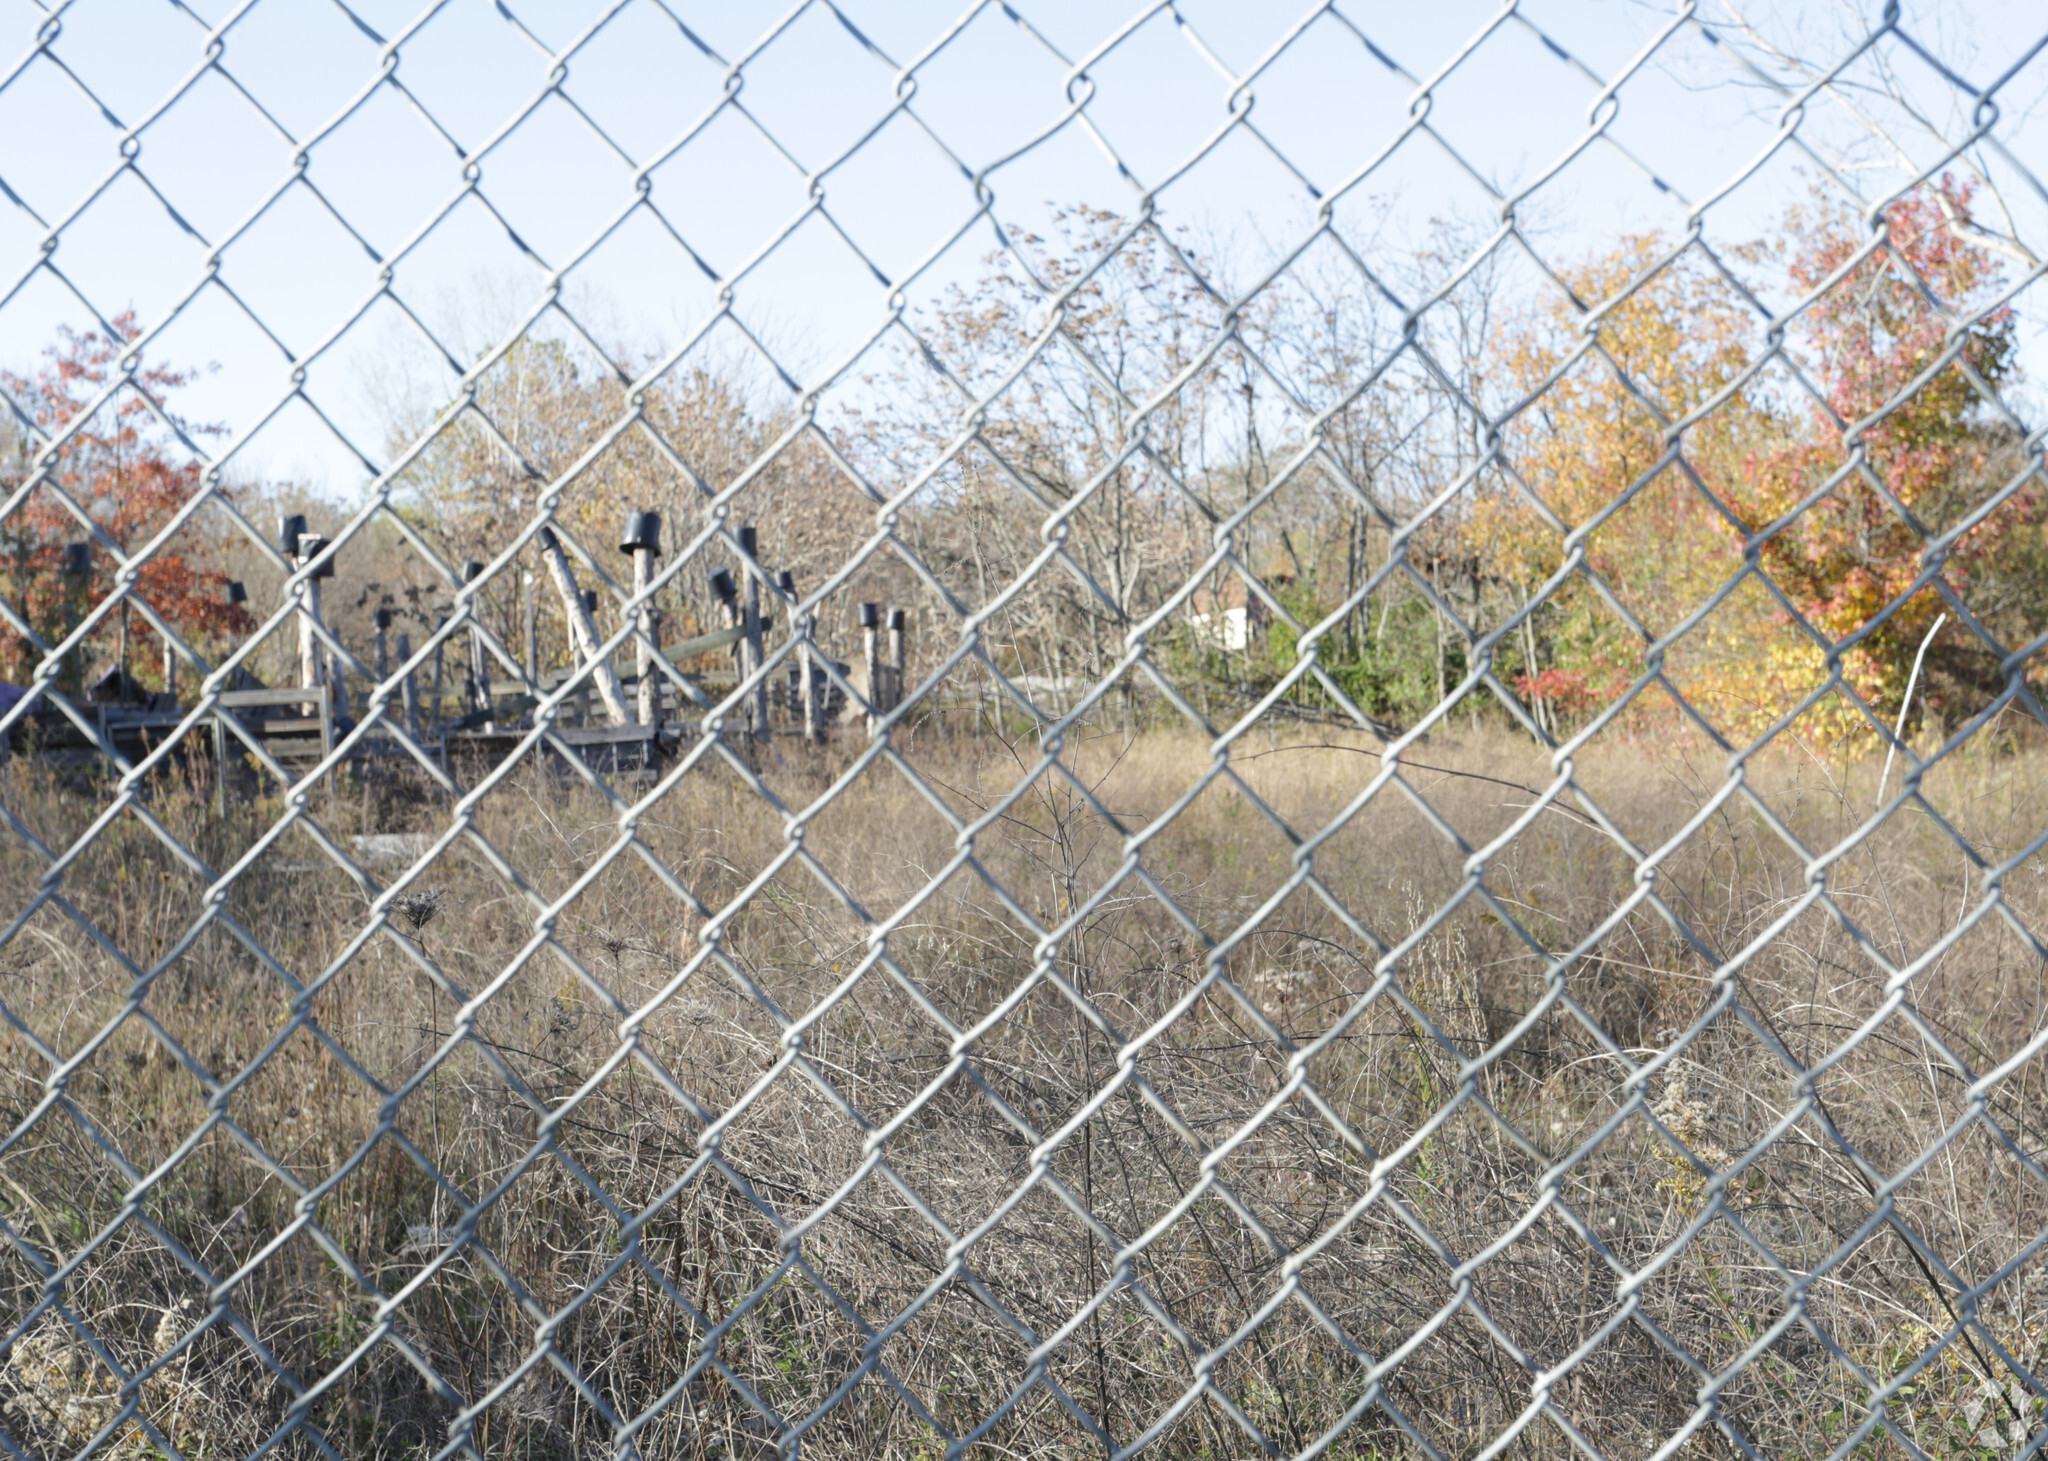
[3,0,2045,494]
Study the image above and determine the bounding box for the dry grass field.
[1,721,2045,1458]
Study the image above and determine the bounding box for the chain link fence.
[3,0,2048,1457]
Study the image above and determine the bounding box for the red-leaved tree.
[0,313,252,692]
[1733,181,2032,722]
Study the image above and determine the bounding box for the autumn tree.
[0,315,252,693]
[1470,234,1782,735]
[1477,182,2032,747]
[1730,182,2031,736]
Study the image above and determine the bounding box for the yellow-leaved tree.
[1472,235,1793,741]
[1477,183,2027,748]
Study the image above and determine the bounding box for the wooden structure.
[210,685,334,811]
[14,515,914,789]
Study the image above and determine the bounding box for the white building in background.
[1189,577,1270,652]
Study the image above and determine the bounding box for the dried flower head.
[392,888,446,933]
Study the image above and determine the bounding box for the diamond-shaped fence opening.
[8,1,2048,1456]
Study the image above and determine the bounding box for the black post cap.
[775,569,796,597]
[620,510,661,555]
[707,567,737,603]
[887,608,906,630]
[581,589,599,615]
[463,559,485,584]
[737,525,757,557]
[62,541,91,576]
[536,525,559,552]
[858,602,880,629]
[373,607,393,629]
[224,580,247,604]
[279,514,307,556]
[297,535,336,578]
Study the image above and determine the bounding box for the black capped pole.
[278,514,306,558]
[860,602,881,733]
[61,543,92,697]
[304,536,346,716]
[736,526,767,743]
[397,630,420,739]
[223,583,248,689]
[373,607,393,681]
[522,570,538,687]
[887,608,906,714]
[293,533,328,714]
[622,511,661,727]
[462,560,492,727]
[781,569,819,743]
[428,615,446,736]
[580,590,600,725]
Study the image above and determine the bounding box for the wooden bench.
[212,686,333,808]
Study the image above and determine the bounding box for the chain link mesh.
[2,1,2048,1457]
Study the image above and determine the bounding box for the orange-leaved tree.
[1480,184,2032,747]
[1475,234,1789,734]
[1730,181,2029,735]
[0,314,251,692]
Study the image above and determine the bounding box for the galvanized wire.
[2,2,2048,1458]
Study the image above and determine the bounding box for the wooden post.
[60,542,89,698]
[329,647,350,723]
[463,561,494,732]
[222,580,246,697]
[651,610,666,724]
[161,633,177,702]
[428,616,446,735]
[860,601,880,734]
[299,577,321,707]
[458,629,479,715]
[782,570,819,744]
[622,511,661,729]
[522,570,538,687]
[398,630,420,739]
[738,526,768,743]
[213,578,245,802]
[635,559,657,728]
[296,534,333,717]
[536,526,630,726]
[324,551,350,724]
[806,627,824,741]
[707,567,740,737]
[887,607,906,714]
[374,608,391,681]
[212,710,227,817]
[278,516,304,711]
[581,589,601,726]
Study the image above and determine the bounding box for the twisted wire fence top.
[2,0,2048,1457]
